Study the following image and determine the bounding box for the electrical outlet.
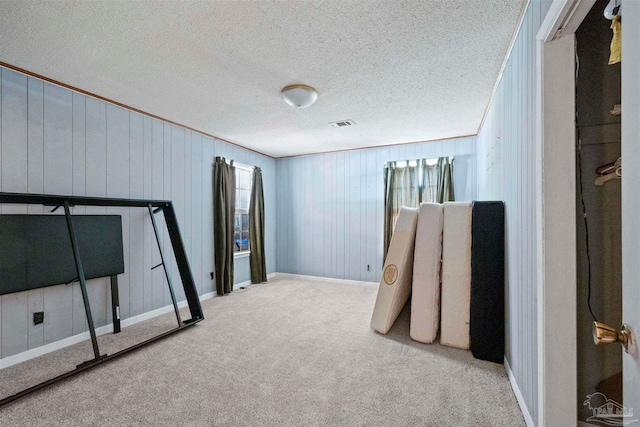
[210,272,214,280]
[33,311,44,325]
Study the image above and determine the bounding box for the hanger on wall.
[594,157,621,186]
[604,0,621,20]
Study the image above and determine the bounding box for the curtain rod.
[383,156,454,167]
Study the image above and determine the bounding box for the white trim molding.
[621,0,640,415]
[535,1,595,425]
[506,357,535,427]
[270,272,378,288]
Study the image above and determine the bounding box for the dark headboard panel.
[0,215,124,295]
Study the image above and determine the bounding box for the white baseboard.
[234,280,251,290]
[271,272,378,288]
[505,357,535,427]
[0,273,277,370]
[232,272,277,290]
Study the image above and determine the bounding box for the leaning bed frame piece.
[0,192,204,407]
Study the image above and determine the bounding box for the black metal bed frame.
[0,192,204,407]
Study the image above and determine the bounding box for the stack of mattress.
[370,200,504,364]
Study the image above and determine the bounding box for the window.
[234,164,253,254]
[385,158,441,228]
[383,157,454,260]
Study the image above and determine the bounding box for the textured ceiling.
[0,0,525,158]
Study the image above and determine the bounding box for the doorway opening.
[575,0,622,423]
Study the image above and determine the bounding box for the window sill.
[234,251,250,259]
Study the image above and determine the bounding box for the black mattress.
[470,201,505,363]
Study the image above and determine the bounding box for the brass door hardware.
[593,321,632,353]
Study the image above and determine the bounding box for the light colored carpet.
[0,275,525,426]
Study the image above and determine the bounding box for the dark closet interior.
[575,0,622,421]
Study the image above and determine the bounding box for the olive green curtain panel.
[383,157,455,261]
[213,157,236,296]
[249,167,267,283]
[383,161,419,261]
[436,157,455,203]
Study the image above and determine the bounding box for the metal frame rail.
[0,192,204,407]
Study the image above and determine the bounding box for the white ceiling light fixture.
[281,84,318,108]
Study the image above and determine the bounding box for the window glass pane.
[239,189,250,210]
[240,169,251,190]
[234,231,241,252]
[233,164,253,253]
[241,231,249,251]
[241,212,248,231]
[248,170,254,190]
[234,212,241,231]
[236,190,243,209]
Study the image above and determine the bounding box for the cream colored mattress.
[410,203,444,344]
[370,206,419,334]
[440,202,472,349]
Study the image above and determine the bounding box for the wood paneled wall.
[0,66,276,359]
[477,1,553,424]
[275,136,477,282]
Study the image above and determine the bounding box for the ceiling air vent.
[330,119,356,128]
